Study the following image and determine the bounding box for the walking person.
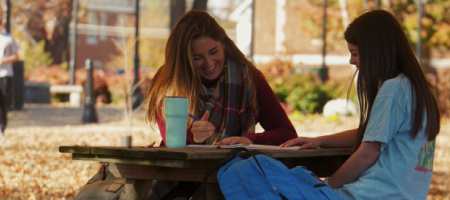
[0,7,19,137]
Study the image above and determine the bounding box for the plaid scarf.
[196,59,257,144]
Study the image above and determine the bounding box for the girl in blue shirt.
[282,9,441,200]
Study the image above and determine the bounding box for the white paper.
[186,144,301,150]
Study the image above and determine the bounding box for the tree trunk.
[193,0,208,10]
[374,0,380,8]
[338,0,349,29]
[45,17,71,64]
[363,0,369,10]
[170,0,186,30]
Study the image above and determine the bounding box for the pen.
[188,113,200,121]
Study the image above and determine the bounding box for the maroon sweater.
[157,71,297,146]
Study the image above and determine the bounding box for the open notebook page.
[187,144,301,150]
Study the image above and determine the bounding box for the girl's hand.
[216,136,252,145]
[280,137,321,149]
[191,111,215,143]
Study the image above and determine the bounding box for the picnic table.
[60,146,352,199]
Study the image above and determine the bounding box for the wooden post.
[69,0,79,85]
[132,0,142,109]
[319,0,328,82]
[82,59,98,123]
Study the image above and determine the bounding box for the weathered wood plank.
[155,150,188,160]
[122,147,157,159]
[72,154,189,168]
[108,160,221,183]
[146,148,352,160]
[91,146,124,156]
[59,146,91,154]
[60,146,353,160]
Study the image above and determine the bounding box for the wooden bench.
[49,85,83,107]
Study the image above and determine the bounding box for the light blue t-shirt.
[336,74,435,200]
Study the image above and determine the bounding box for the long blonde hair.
[145,10,258,125]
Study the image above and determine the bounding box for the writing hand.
[216,136,252,145]
[191,110,215,143]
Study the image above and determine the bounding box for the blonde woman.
[146,10,297,147]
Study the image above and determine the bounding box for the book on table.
[186,144,301,150]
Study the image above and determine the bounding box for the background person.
[281,9,441,200]
[0,7,19,138]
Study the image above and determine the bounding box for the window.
[87,11,98,45]
[99,12,107,41]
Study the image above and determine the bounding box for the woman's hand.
[216,136,252,145]
[191,111,216,143]
[279,137,321,149]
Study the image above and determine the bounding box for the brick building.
[75,0,137,69]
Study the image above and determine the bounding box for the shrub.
[325,76,358,104]
[261,59,358,114]
[283,74,334,113]
[267,72,334,114]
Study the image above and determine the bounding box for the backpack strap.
[100,162,109,180]
[314,183,327,188]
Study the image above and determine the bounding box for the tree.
[11,0,74,66]
[193,0,208,10]
[169,0,208,30]
[392,0,450,48]
[295,0,450,55]
[170,0,186,30]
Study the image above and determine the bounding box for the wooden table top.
[59,145,352,168]
[60,145,353,181]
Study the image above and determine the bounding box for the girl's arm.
[327,141,381,188]
[280,128,358,148]
[317,128,358,148]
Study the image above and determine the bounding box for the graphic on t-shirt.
[415,140,435,173]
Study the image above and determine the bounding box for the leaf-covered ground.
[0,104,448,199]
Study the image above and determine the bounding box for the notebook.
[186,144,301,150]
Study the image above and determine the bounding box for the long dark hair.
[344,10,441,149]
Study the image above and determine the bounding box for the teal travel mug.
[165,97,188,148]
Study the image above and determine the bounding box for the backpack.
[76,163,196,200]
[214,150,343,200]
[74,162,125,200]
